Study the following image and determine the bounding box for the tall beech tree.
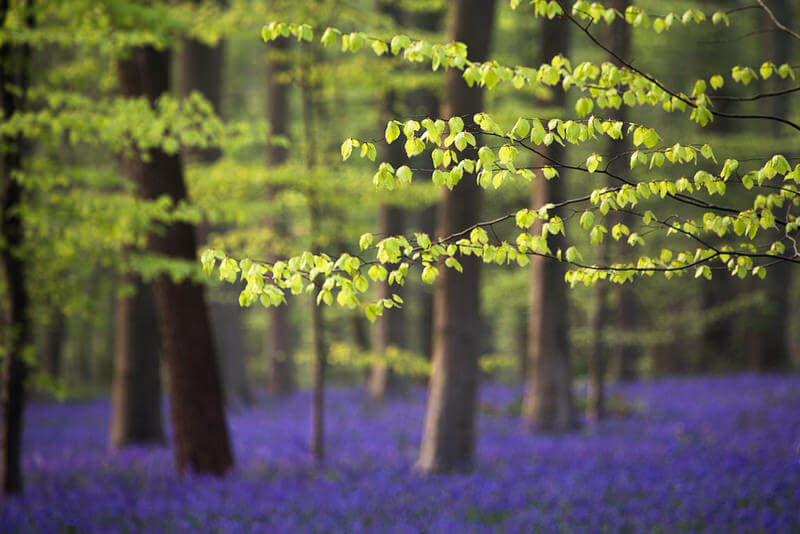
[0,0,32,496]
[118,45,233,475]
[587,0,628,420]
[368,1,408,401]
[522,13,577,432]
[179,28,254,408]
[110,276,165,447]
[417,0,496,473]
[264,34,295,397]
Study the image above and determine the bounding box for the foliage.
[204,0,800,322]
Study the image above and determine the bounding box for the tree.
[118,45,233,475]
[587,0,628,420]
[522,13,577,432]
[416,0,497,473]
[179,20,254,408]
[0,0,33,496]
[368,1,409,401]
[110,276,165,447]
[264,32,295,397]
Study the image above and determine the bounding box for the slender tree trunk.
[41,310,66,378]
[180,32,253,407]
[747,0,791,371]
[522,14,577,432]
[308,199,326,464]
[110,276,165,447]
[408,9,443,364]
[586,269,608,422]
[417,0,496,474]
[369,11,407,397]
[603,0,639,383]
[587,0,626,418]
[310,286,326,464]
[264,34,295,397]
[118,46,233,475]
[0,0,32,496]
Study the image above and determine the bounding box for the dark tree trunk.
[747,0,792,371]
[586,278,608,422]
[369,206,406,399]
[264,35,295,397]
[417,0,496,474]
[41,311,66,378]
[310,286,326,464]
[522,14,577,432]
[110,276,165,447]
[701,276,737,370]
[604,0,639,383]
[308,197,326,463]
[587,0,626,418]
[118,46,233,475]
[179,37,223,163]
[0,0,32,496]
[408,9,443,364]
[369,13,408,397]
[180,32,253,408]
[416,205,436,361]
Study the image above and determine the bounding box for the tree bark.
[586,272,608,422]
[522,14,577,432]
[369,14,407,397]
[746,0,791,371]
[417,0,496,474]
[264,34,295,397]
[603,0,639,383]
[310,286,326,464]
[180,32,253,408]
[118,46,233,475]
[587,0,627,418]
[0,0,32,496]
[41,310,66,379]
[408,8,443,365]
[110,276,165,447]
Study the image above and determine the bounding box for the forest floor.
[2,373,799,533]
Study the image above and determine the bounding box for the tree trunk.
[0,0,32,496]
[369,19,407,397]
[41,310,66,379]
[110,276,165,447]
[587,0,626,418]
[603,0,639,383]
[407,8,443,365]
[118,46,233,476]
[522,14,577,432]
[417,0,496,474]
[747,0,791,371]
[586,273,608,422]
[264,34,295,397]
[310,286,326,464]
[180,32,253,408]
[369,205,406,399]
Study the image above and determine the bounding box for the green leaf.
[448,116,464,135]
[341,138,355,160]
[396,165,413,185]
[385,121,400,144]
[445,257,463,273]
[512,117,530,138]
[359,233,374,250]
[371,39,388,56]
[421,265,439,284]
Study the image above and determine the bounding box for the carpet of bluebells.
[2,374,799,533]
